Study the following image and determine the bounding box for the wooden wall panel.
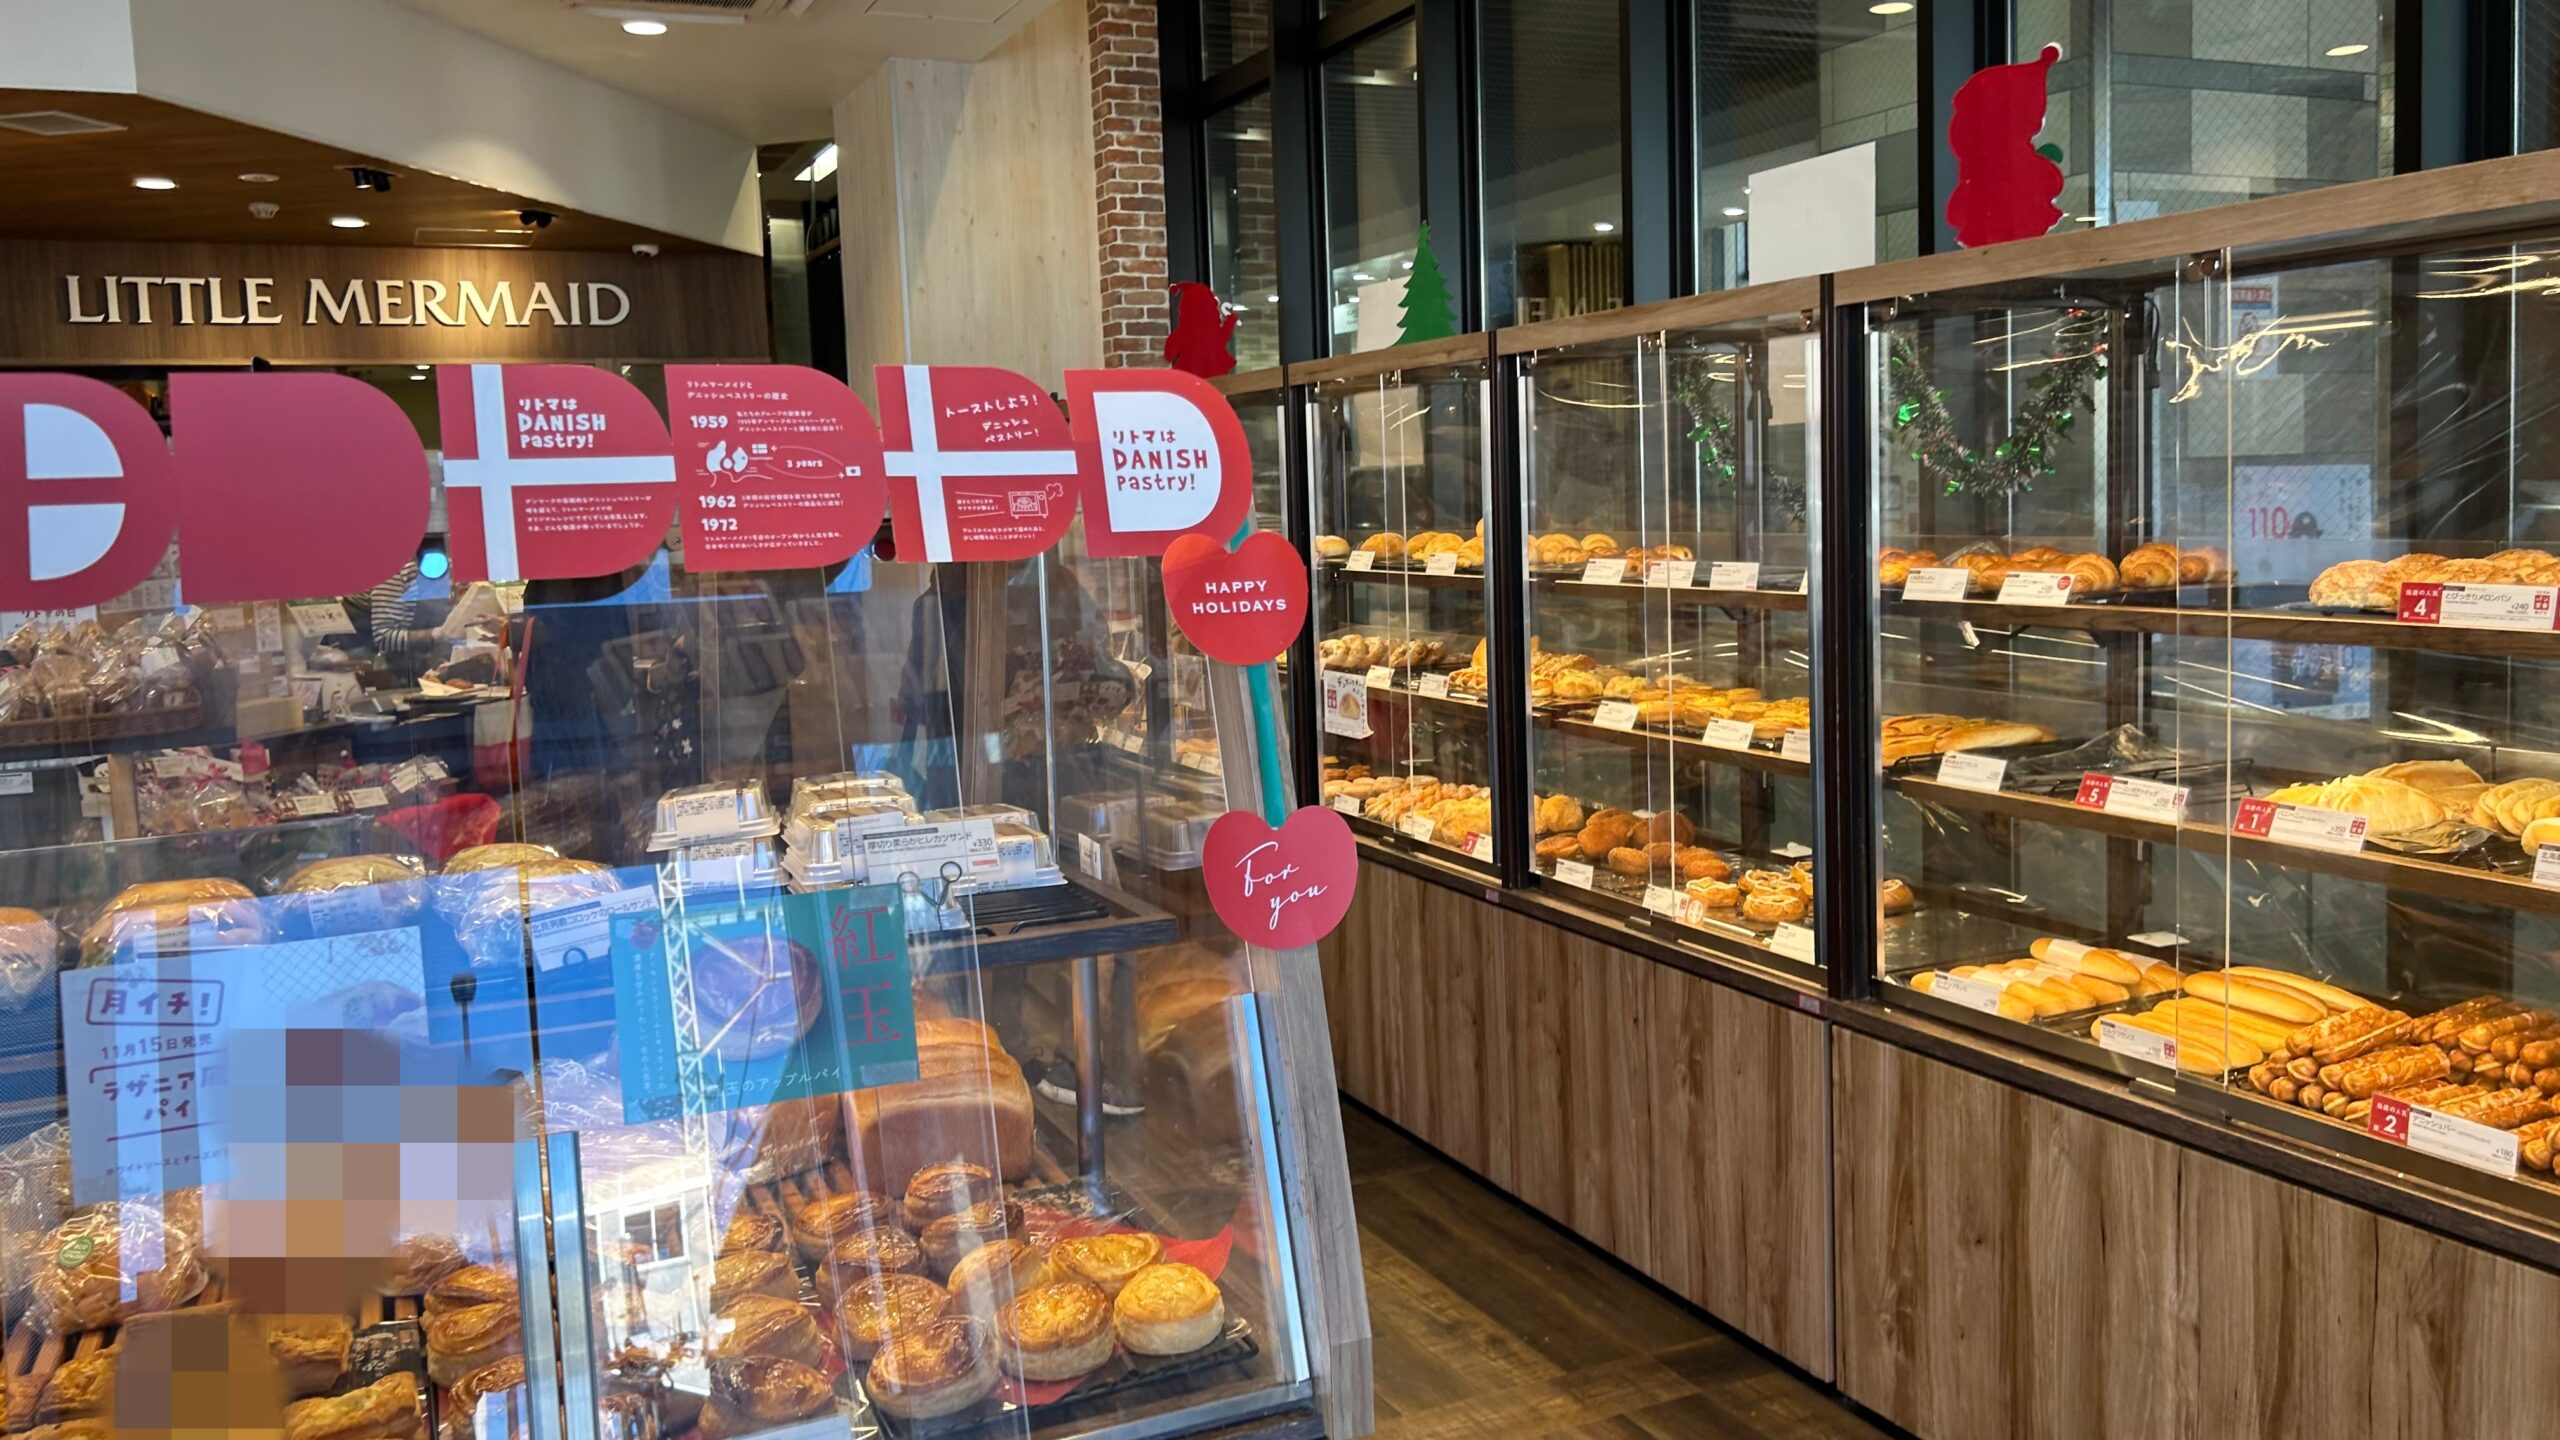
[1833,1031,2180,1440]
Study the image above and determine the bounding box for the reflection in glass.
[1480,0,1623,326]
[1207,93,1282,372]
[1199,0,1269,75]
[1322,23,1423,355]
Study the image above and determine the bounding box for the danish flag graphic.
[0,375,176,611]
[437,364,678,583]
[876,366,1079,563]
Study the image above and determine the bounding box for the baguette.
[2225,967,2368,1014]
[2182,972,2323,1025]
[1934,721,2055,753]
[2152,998,2293,1053]
[2108,1011,2259,1075]
[2027,938,2143,986]
[2136,962,2184,997]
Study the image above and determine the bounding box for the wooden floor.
[1344,1103,1895,1440]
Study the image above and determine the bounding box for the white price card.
[1780,728,1813,763]
[1927,972,2008,1015]
[1346,550,1377,572]
[1330,794,1364,817]
[1769,923,1818,962]
[660,790,739,841]
[2232,797,2368,854]
[253,604,286,653]
[2535,844,2560,890]
[1707,561,1761,590]
[289,794,339,818]
[2370,1096,2523,1176]
[1551,859,1596,890]
[1899,567,1973,602]
[1076,833,1106,876]
[1321,669,1371,739]
[1465,832,1495,863]
[1579,557,1628,585]
[1117,730,1146,754]
[288,601,354,637]
[1996,571,2077,606]
[0,772,31,798]
[2072,773,2189,824]
[1701,718,1755,751]
[1935,752,2009,793]
[1423,551,1460,576]
[2095,1017,2180,1070]
[1180,752,1219,773]
[1397,814,1437,841]
[1592,700,1642,731]
[2395,581,2560,632]
[1363,664,1395,691]
[529,884,658,973]
[345,786,390,811]
[1645,559,1699,588]
[1642,884,1683,918]
[2123,930,2188,950]
[1774,841,1814,859]
[1416,673,1451,699]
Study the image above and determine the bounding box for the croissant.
[2062,552,2119,595]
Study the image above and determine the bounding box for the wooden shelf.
[1535,573,1810,612]
[1317,560,1488,592]
[1890,775,2560,914]
[1538,712,1812,778]
[1885,594,2560,660]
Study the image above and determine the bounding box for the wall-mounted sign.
[0,239,767,365]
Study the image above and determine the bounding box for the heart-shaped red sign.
[1202,806,1359,949]
[1162,529,1308,666]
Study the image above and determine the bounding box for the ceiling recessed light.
[409,373,429,381]
[1400,259,1413,269]
[1722,205,1747,218]
[238,172,279,184]
[1353,272,1373,281]
[1265,293,1280,303]
[622,18,668,35]
[132,176,177,191]
[330,216,368,229]
[2325,42,2368,56]
[1869,1,1914,12]
[1592,221,1616,233]
[2077,214,2101,223]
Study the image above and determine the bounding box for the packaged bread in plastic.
[280,854,429,937]
[0,906,61,1011]
[449,858,617,970]
[31,1199,209,1332]
[77,879,268,967]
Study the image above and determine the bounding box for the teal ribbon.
[1228,520,1291,826]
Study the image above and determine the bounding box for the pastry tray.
[1534,850,1812,942]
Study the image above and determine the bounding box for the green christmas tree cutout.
[1396,222,1458,345]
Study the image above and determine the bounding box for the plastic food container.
[662,837,783,892]
[782,799,913,855]
[788,772,910,811]
[1055,792,1137,847]
[1141,802,1223,870]
[647,781,780,850]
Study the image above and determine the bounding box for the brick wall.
[1089,0,1166,368]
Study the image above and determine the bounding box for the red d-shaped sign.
[438,364,678,583]
[1064,368,1253,558]
[171,372,431,604]
[0,375,177,611]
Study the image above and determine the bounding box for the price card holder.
[1701,718,1754,751]
[1330,795,1363,817]
[1416,673,1451,699]
[1706,561,1760,591]
[1397,815,1437,841]
[1465,832,1494,863]
[1927,972,2007,1015]
[0,772,31,798]
[2400,580,2560,632]
[1641,885,1682,919]
[2536,844,2560,890]
[1935,752,2008,793]
[287,793,339,818]
[2073,772,2189,824]
[1592,700,1641,731]
[1551,859,1595,890]
[1780,728,1812,763]
[2095,1017,2179,1070]
[1423,552,1460,576]
[1769,923,1817,962]
[1644,559,1698,588]
[2369,1097,2520,1176]
[2232,797,2368,853]
[1579,557,1628,585]
[1996,571,2076,606]
[1363,664,1395,691]
[1900,568,1972,602]
[1346,551,1377,572]
[1076,833,1106,876]
[346,786,390,811]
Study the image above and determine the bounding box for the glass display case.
[1306,345,1498,871]
[0,383,1345,1440]
[1862,204,2560,1217]
[1508,290,1828,978]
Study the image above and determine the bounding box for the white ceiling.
[388,0,1052,142]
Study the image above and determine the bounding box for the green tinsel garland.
[1671,352,1808,523]
[1885,321,2108,499]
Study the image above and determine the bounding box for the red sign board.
[666,365,886,573]
[0,374,180,610]
[1202,806,1359,949]
[171,373,431,604]
[876,366,1077,563]
[437,364,678,583]
[1162,530,1308,666]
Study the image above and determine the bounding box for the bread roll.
[866,1316,999,1421]
[2223,967,2365,1015]
[2522,816,2560,854]
[1933,721,2054,753]
[2183,972,2322,1024]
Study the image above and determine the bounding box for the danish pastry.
[1743,891,1807,923]
[710,1248,800,1310]
[1359,532,1406,560]
[283,1374,424,1440]
[1113,1262,1227,1356]
[709,1293,828,1370]
[720,1211,788,1257]
[813,1225,928,1304]
[946,1236,1055,1320]
[792,1190,896,1261]
[902,1162,1003,1230]
[1051,1233,1165,1298]
[1606,846,1652,878]
[1581,533,1622,557]
[919,1197,1028,1277]
[837,1273,956,1361]
[997,1280,1117,1381]
[1878,878,1915,915]
[424,1264,517,1316]
[425,1303,524,1389]
[698,1356,834,1440]
[1686,880,1741,909]
[1534,834,1583,860]
[866,1316,1000,1421]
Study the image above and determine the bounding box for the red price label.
[2233,796,2277,837]
[2368,1093,2412,1144]
[2074,773,2114,810]
[2397,581,2443,624]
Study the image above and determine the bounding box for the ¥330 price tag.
[2232,797,2368,854]
[2073,772,2189,824]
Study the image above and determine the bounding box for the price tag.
[1416,673,1451,699]
[1363,664,1395,691]
[1773,841,1813,859]
[2366,1094,2412,1144]
[1935,752,2008,793]
[1077,833,1106,875]
[1926,972,2007,1015]
[1321,669,1371,738]
[1781,728,1812,763]
[1996,571,2077,606]
[288,794,339,818]
[2095,1017,2179,1070]
[0,772,31,798]
[660,790,739,842]
[1769,923,1818,962]
[2232,797,2368,853]
[2072,772,2189,824]
[1642,884,1683,919]
[289,601,354,637]
[1899,567,1972,602]
[1397,814,1437,841]
[1707,561,1761,590]
[345,786,390,811]
[1330,795,1363,817]
[1117,730,1146,754]
[1346,550,1377,572]
[1644,559,1698,588]
[2371,1098,2521,1176]
[1579,557,1628,585]
[1180,752,1219,773]
[1592,700,1641,731]
[1701,718,1755,751]
[1465,832,1494,863]
[2124,931,2188,950]
[253,604,286,653]
[1423,552,1460,577]
[2396,581,2560,631]
[1551,859,1595,890]
[2535,844,2560,890]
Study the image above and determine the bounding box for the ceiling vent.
[565,0,815,19]
[0,110,127,137]
[862,0,1016,18]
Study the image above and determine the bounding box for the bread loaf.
[2182,972,2322,1025]
[846,1017,1033,1198]
[2223,967,2364,1015]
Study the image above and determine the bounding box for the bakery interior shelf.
[1890,776,2560,915]
[1884,594,2560,659]
[1534,574,1809,611]
[1537,712,1811,778]
[1315,560,1488,591]
[1349,677,1491,717]
[908,869,1182,974]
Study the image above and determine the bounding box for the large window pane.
[1695,1,1919,291]
[1482,0,1624,325]
[1206,93,1281,371]
[1200,0,1268,75]
[2016,0,2389,225]
[2528,1,2560,153]
[1323,23,1424,354]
